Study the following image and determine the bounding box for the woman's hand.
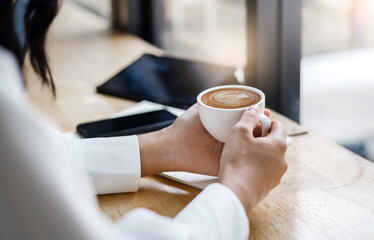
[163,104,225,175]
[137,105,223,176]
[218,106,288,218]
[138,104,270,177]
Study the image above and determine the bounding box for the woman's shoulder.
[0,46,25,103]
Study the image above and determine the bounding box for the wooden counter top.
[25,2,374,239]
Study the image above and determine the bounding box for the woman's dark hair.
[0,0,60,96]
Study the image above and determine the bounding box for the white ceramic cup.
[197,85,271,142]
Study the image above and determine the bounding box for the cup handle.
[260,114,271,137]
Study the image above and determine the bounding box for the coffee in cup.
[201,88,261,109]
[197,85,271,142]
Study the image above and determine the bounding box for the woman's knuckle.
[276,137,287,153]
[282,161,288,174]
[231,125,240,133]
[233,124,251,136]
[246,110,258,120]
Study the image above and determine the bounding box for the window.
[111,0,302,122]
[302,0,374,161]
[68,0,110,18]
[160,0,247,68]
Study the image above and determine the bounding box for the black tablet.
[97,54,239,109]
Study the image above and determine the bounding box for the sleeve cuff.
[72,135,141,195]
[175,183,249,239]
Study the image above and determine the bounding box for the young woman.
[0,1,287,239]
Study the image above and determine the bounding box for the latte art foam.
[201,88,261,109]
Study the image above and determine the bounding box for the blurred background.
[69,0,374,162]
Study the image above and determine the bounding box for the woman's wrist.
[219,166,257,218]
[137,128,177,177]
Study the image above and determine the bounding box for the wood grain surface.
[25,2,374,239]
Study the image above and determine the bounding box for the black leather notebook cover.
[96,54,239,109]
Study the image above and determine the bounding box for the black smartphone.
[77,110,177,138]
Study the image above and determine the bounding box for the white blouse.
[0,46,249,240]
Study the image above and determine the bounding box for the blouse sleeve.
[71,136,141,195]
[115,183,250,240]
